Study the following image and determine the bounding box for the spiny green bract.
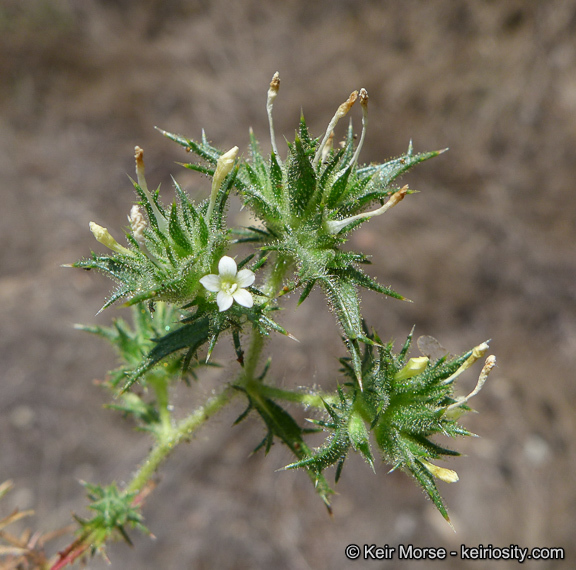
[72,81,492,526]
[285,329,480,523]
[76,482,150,547]
[74,108,440,390]
[73,170,225,310]
[163,115,442,385]
[76,303,181,388]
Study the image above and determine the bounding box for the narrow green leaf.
[297,279,316,305]
[180,162,214,176]
[158,128,221,165]
[100,287,134,310]
[212,165,239,226]
[333,266,406,301]
[358,147,445,190]
[121,316,211,392]
[331,170,374,210]
[409,459,451,523]
[244,163,266,193]
[269,152,284,206]
[399,327,414,360]
[298,113,314,148]
[326,165,353,209]
[249,128,267,177]
[340,120,356,166]
[284,427,350,473]
[131,180,166,237]
[318,148,345,196]
[287,135,317,218]
[405,434,460,458]
[320,277,362,340]
[233,402,253,425]
[335,458,345,483]
[169,203,193,255]
[251,396,305,455]
[247,392,334,509]
[196,212,209,248]
[241,184,281,222]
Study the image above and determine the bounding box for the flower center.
[221,280,238,295]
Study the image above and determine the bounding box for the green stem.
[148,374,171,432]
[125,385,237,494]
[243,328,265,381]
[241,253,293,386]
[255,384,333,409]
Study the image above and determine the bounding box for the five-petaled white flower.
[200,256,255,312]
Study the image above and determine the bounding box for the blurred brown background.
[1,1,575,568]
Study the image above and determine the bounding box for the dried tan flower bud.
[335,90,359,120]
[359,88,369,109]
[445,354,496,416]
[314,90,359,168]
[268,71,280,97]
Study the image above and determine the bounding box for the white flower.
[199,256,255,312]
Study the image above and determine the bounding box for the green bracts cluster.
[66,75,494,562]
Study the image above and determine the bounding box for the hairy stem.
[148,374,172,433]
[243,327,265,382]
[125,385,237,495]
[241,253,293,386]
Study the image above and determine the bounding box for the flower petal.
[199,274,221,292]
[218,256,237,278]
[216,290,234,311]
[236,268,255,288]
[232,288,253,308]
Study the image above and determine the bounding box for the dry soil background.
[1,1,575,569]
